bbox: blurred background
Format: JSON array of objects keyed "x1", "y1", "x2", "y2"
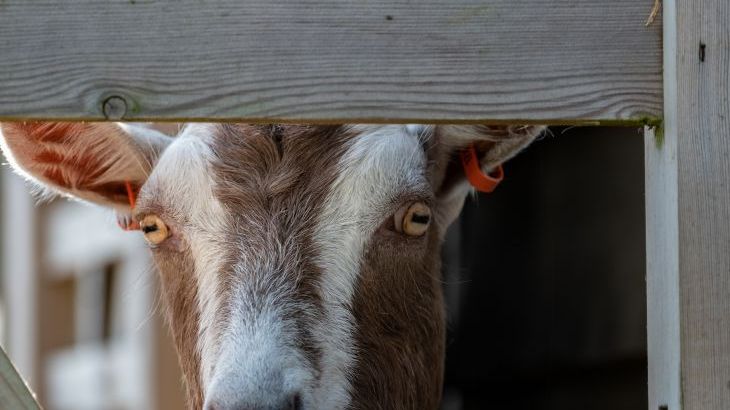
[{"x1": 0, "y1": 126, "x2": 646, "y2": 409}]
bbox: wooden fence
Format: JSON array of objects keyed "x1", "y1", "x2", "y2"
[{"x1": 0, "y1": 1, "x2": 728, "y2": 409}]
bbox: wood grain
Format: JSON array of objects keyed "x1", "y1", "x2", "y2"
[
  {"x1": 647, "y1": 0, "x2": 730, "y2": 408},
  {"x1": 0, "y1": 1, "x2": 661, "y2": 123},
  {"x1": 645, "y1": 124, "x2": 681, "y2": 410}
]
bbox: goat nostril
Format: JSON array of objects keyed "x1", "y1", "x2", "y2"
[{"x1": 289, "y1": 393, "x2": 303, "y2": 410}]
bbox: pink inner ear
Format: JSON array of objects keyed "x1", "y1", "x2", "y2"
[
  {"x1": 4, "y1": 122, "x2": 139, "y2": 205},
  {"x1": 18, "y1": 122, "x2": 76, "y2": 143},
  {"x1": 33, "y1": 149, "x2": 65, "y2": 164},
  {"x1": 38, "y1": 126, "x2": 110, "y2": 181},
  {"x1": 34, "y1": 146, "x2": 112, "y2": 190}
]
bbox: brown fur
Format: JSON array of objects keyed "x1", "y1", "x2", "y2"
[
  {"x1": 350, "y1": 225, "x2": 445, "y2": 409},
  {"x1": 208, "y1": 124, "x2": 355, "y2": 394},
  {"x1": 204, "y1": 124, "x2": 450, "y2": 408},
  {"x1": 346, "y1": 131, "x2": 458, "y2": 409},
  {"x1": 152, "y1": 244, "x2": 205, "y2": 408}
]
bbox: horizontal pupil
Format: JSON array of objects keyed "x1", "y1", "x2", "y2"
[
  {"x1": 142, "y1": 224, "x2": 158, "y2": 234},
  {"x1": 411, "y1": 214, "x2": 430, "y2": 224}
]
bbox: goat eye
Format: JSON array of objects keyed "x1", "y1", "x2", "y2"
[
  {"x1": 139, "y1": 215, "x2": 169, "y2": 245},
  {"x1": 394, "y1": 202, "x2": 432, "y2": 237}
]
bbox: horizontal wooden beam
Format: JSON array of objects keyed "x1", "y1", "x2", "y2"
[{"x1": 0, "y1": 1, "x2": 662, "y2": 123}]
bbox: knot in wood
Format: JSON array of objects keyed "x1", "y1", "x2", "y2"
[{"x1": 102, "y1": 96, "x2": 128, "y2": 120}]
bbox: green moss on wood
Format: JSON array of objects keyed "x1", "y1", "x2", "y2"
[
  {"x1": 652, "y1": 122, "x2": 665, "y2": 149},
  {"x1": 127, "y1": 97, "x2": 142, "y2": 115}
]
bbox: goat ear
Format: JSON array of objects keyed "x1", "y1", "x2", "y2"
[
  {"x1": 434, "y1": 125, "x2": 545, "y2": 227},
  {"x1": 0, "y1": 122, "x2": 172, "y2": 210}
]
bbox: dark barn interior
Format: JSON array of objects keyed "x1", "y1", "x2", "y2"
[{"x1": 441, "y1": 126, "x2": 647, "y2": 410}]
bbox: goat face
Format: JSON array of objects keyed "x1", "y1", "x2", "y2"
[{"x1": 0, "y1": 123, "x2": 542, "y2": 409}]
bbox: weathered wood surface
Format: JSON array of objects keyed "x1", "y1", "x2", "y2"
[
  {"x1": 646, "y1": 0, "x2": 730, "y2": 409},
  {"x1": 645, "y1": 124, "x2": 681, "y2": 410},
  {"x1": 0, "y1": 345, "x2": 41, "y2": 410},
  {"x1": 0, "y1": 1, "x2": 661, "y2": 123}
]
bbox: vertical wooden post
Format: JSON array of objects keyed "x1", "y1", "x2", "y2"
[
  {"x1": 1, "y1": 170, "x2": 39, "y2": 388},
  {"x1": 0, "y1": 171, "x2": 41, "y2": 408},
  {"x1": 646, "y1": 0, "x2": 730, "y2": 409}
]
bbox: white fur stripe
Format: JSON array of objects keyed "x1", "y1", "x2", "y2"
[
  {"x1": 311, "y1": 125, "x2": 427, "y2": 408},
  {"x1": 147, "y1": 124, "x2": 230, "y2": 387}
]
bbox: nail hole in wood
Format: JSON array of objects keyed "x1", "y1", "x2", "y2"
[
  {"x1": 659, "y1": 405, "x2": 668, "y2": 410},
  {"x1": 102, "y1": 96, "x2": 128, "y2": 120},
  {"x1": 699, "y1": 43, "x2": 706, "y2": 62}
]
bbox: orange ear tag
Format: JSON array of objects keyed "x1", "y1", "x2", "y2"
[
  {"x1": 119, "y1": 180, "x2": 141, "y2": 231},
  {"x1": 460, "y1": 144, "x2": 504, "y2": 193}
]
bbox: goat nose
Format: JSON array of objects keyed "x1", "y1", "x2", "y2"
[{"x1": 204, "y1": 392, "x2": 303, "y2": 410}]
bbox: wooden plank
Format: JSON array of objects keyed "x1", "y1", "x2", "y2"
[
  {"x1": 1, "y1": 169, "x2": 40, "y2": 400},
  {"x1": 645, "y1": 124, "x2": 681, "y2": 410},
  {"x1": 646, "y1": 0, "x2": 730, "y2": 409},
  {"x1": 0, "y1": 0, "x2": 661, "y2": 123},
  {"x1": 0, "y1": 345, "x2": 41, "y2": 410}
]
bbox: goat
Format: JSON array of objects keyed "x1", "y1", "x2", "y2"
[{"x1": 0, "y1": 123, "x2": 543, "y2": 409}]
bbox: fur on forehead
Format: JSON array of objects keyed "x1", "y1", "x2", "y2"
[
  {"x1": 140, "y1": 124, "x2": 430, "y2": 214},
  {"x1": 136, "y1": 123, "x2": 544, "y2": 210},
  {"x1": 207, "y1": 124, "x2": 355, "y2": 210},
  {"x1": 137, "y1": 124, "x2": 222, "y2": 216}
]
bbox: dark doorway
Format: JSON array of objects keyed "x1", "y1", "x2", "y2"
[{"x1": 442, "y1": 127, "x2": 647, "y2": 410}]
